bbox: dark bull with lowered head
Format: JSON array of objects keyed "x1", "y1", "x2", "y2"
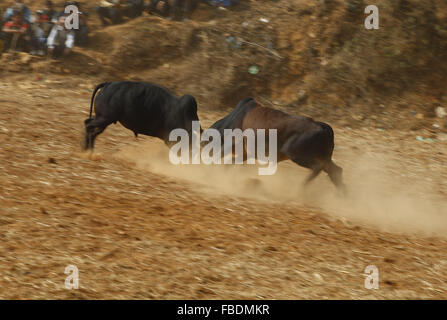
[
  {"x1": 83, "y1": 81, "x2": 201, "y2": 150},
  {"x1": 210, "y1": 97, "x2": 347, "y2": 193}
]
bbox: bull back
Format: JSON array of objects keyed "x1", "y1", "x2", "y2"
[{"x1": 210, "y1": 97, "x2": 258, "y2": 141}]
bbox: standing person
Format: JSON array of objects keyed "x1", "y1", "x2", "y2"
[
  {"x1": 1, "y1": 10, "x2": 31, "y2": 52},
  {"x1": 47, "y1": 15, "x2": 75, "y2": 58},
  {"x1": 33, "y1": 1, "x2": 57, "y2": 41}
]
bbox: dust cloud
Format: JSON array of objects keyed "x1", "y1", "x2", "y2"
[{"x1": 113, "y1": 138, "x2": 447, "y2": 236}]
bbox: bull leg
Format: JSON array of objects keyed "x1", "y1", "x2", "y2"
[
  {"x1": 83, "y1": 117, "x2": 112, "y2": 150},
  {"x1": 280, "y1": 134, "x2": 323, "y2": 186},
  {"x1": 283, "y1": 153, "x2": 325, "y2": 187},
  {"x1": 304, "y1": 167, "x2": 323, "y2": 186},
  {"x1": 89, "y1": 126, "x2": 107, "y2": 150},
  {"x1": 324, "y1": 160, "x2": 347, "y2": 195}
]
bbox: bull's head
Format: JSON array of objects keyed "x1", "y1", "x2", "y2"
[{"x1": 179, "y1": 94, "x2": 202, "y2": 135}]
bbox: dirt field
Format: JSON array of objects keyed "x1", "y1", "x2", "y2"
[
  {"x1": 1, "y1": 0, "x2": 447, "y2": 299},
  {"x1": 0, "y1": 74, "x2": 446, "y2": 299}
]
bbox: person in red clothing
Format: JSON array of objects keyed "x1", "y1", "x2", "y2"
[
  {"x1": 40, "y1": 1, "x2": 58, "y2": 23},
  {"x1": 1, "y1": 10, "x2": 31, "y2": 52}
]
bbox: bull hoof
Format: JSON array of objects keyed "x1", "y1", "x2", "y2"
[
  {"x1": 89, "y1": 153, "x2": 103, "y2": 161},
  {"x1": 80, "y1": 140, "x2": 88, "y2": 151}
]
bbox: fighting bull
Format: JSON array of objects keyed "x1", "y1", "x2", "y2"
[
  {"x1": 83, "y1": 81, "x2": 200, "y2": 150},
  {"x1": 209, "y1": 97, "x2": 347, "y2": 192}
]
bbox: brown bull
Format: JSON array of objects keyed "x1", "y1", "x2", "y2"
[{"x1": 209, "y1": 97, "x2": 347, "y2": 193}]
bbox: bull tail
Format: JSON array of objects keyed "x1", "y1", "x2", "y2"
[{"x1": 89, "y1": 82, "x2": 109, "y2": 119}]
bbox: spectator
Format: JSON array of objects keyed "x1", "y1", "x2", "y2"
[
  {"x1": 1, "y1": 10, "x2": 31, "y2": 52},
  {"x1": 147, "y1": 0, "x2": 170, "y2": 17},
  {"x1": 3, "y1": 1, "x2": 31, "y2": 23},
  {"x1": 47, "y1": 15, "x2": 75, "y2": 58},
  {"x1": 97, "y1": 0, "x2": 147, "y2": 26},
  {"x1": 96, "y1": 0, "x2": 125, "y2": 26},
  {"x1": 206, "y1": 0, "x2": 238, "y2": 6},
  {"x1": 40, "y1": 1, "x2": 58, "y2": 24},
  {"x1": 0, "y1": 7, "x2": 4, "y2": 32},
  {"x1": 65, "y1": 2, "x2": 89, "y2": 46},
  {"x1": 127, "y1": 0, "x2": 145, "y2": 19},
  {"x1": 0, "y1": 7, "x2": 3, "y2": 52},
  {"x1": 171, "y1": 0, "x2": 197, "y2": 21},
  {"x1": 29, "y1": 11, "x2": 47, "y2": 56}
]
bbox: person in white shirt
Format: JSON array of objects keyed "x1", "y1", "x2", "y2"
[{"x1": 46, "y1": 15, "x2": 74, "y2": 58}]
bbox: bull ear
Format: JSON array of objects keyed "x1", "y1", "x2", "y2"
[{"x1": 180, "y1": 94, "x2": 198, "y2": 115}]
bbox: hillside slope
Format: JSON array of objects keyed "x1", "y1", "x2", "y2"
[{"x1": 1, "y1": 0, "x2": 446, "y2": 132}]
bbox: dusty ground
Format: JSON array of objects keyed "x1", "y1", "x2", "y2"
[
  {"x1": 1, "y1": 0, "x2": 447, "y2": 300},
  {"x1": 0, "y1": 75, "x2": 446, "y2": 299}
]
